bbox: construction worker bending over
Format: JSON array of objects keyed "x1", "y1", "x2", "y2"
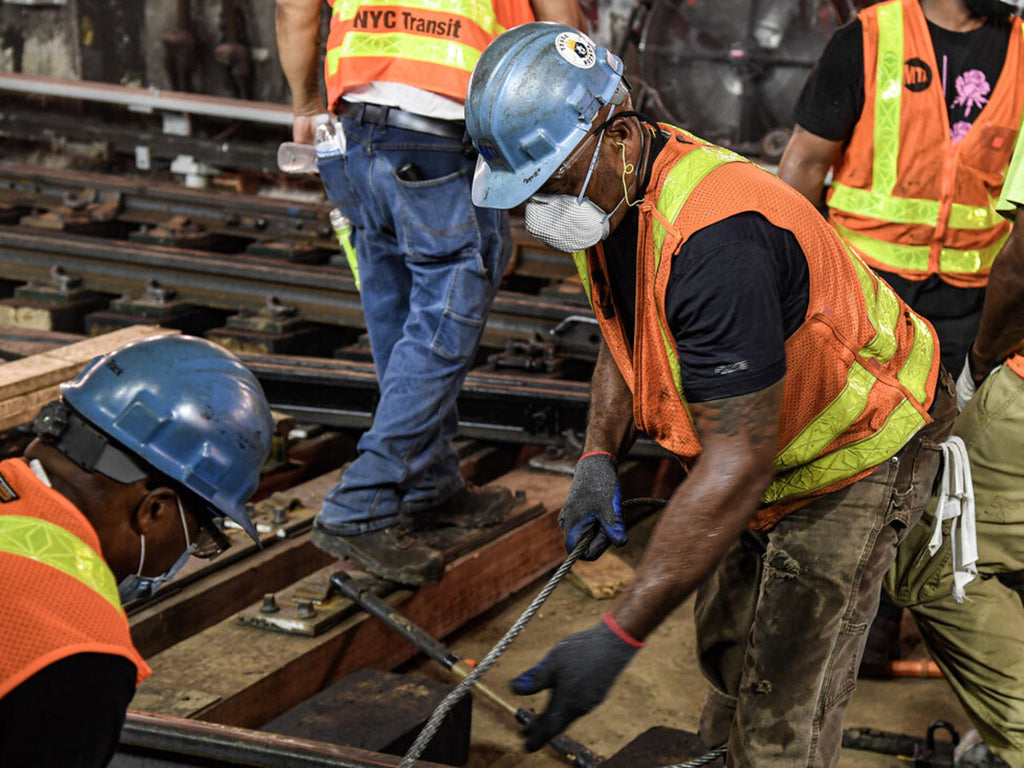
[
  {"x1": 465, "y1": 24, "x2": 956, "y2": 766},
  {"x1": 884, "y1": 127, "x2": 1024, "y2": 768},
  {"x1": 0, "y1": 335, "x2": 273, "y2": 768},
  {"x1": 274, "y1": 0, "x2": 586, "y2": 586}
]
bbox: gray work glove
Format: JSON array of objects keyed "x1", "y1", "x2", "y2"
[
  {"x1": 511, "y1": 614, "x2": 642, "y2": 752},
  {"x1": 558, "y1": 452, "x2": 626, "y2": 561}
]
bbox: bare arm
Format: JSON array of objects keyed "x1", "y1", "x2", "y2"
[
  {"x1": 581, "y1": 340, "x2": 637, "y2": 457},
  {"x1": 611, "y1": 380, "x2": 783, "y2": 640},
  {"x1": 529, "y1": 0, "x2": 588, "y2": 28},
  {"x1": 275, "y1": 0, "x2": 326, "y2": 143},
  {"x1": 777, "y1": 125, "x2": 844, "y2": 211},
  {"x1": 970, "y1": 219, "x2": 1024, "y2": 380}
]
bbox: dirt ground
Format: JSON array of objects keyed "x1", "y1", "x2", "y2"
[{"x1": 405, "y1": 510, "x2": 969, "y2": 768}]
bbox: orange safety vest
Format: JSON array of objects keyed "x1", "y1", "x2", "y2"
[
  {"x1": 574, "y1": 126, "x2": 940, "y2": 529},
  {"x1": 828, "y1": 0, "x2": 1024, "y2": 288},
  {"x1": 1007, "y1": 352, "x2": 1024, "y2": 379},
  {"x1": 323, "y1": 0, "x2": 534, "y2": 111},
  {"x1": 0, "y1": 458, "x2": 150, "y2": 699}
]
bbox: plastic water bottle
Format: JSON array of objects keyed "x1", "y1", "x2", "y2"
[
  {"x1": 276, "y1": 142, "x2": 317, "y2": 173},
  {"x1": 277, "y1": 114, "x2": 341, "y2": 173}
]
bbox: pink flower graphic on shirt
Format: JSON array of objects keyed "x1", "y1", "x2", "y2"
[
  {"x1": 952, "y1": 69, "x2": 990, "y2": 117},
  {"x1": 950, "y1": 121, "x2": 972, "y2": 143}
]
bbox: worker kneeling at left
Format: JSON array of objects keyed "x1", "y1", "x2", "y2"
[{"x1": 0, "y1": 334, "x2": 273, "y2": 768}]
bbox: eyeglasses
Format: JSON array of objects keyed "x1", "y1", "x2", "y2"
[
  {"x1": 190, "y1": 508, "x2": 232, "y2": 559},
  {"x1": 540, "y1": 130, "x2": 603, "y2": 193}
]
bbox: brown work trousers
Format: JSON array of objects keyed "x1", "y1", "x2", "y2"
[{"x1": 696, "y1": 375, "x2": 956, "y2": 767}]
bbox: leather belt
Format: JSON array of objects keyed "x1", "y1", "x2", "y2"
[{"x1": 339, "y1": 101, "x2": 466, "y2": 141}]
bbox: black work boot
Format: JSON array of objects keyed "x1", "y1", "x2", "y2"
[
  {"x1": 310, "y1": 520, "x2": 444, "y2": 585},
  {"x1": 400, "y1": 482, "x2": 514, "y2": 532}
]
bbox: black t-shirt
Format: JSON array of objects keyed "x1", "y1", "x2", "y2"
[
  {"x1": 793, "y1": 15, "x2": 1011, "y2": 142},
  {"x1": 0, "y1": 653, "x2": 137, "y2": 767},
  {"x1": 602, "y1": 207, "x2": 810, "y2": 404}
]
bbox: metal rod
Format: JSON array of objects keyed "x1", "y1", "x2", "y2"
[
  {"x1": 119, "y1": 710, "x2": 449, "y2": 767},
  {"x1": 329, "y1": 571, "x2": 605, "y2": 768}
]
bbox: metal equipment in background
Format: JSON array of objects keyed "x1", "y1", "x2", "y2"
[{"x1": 621, "y1": 0, "x2": 864, "y2": 161}]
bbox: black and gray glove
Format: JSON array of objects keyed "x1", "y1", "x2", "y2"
[
  {"x1": 558, "y1": 452, "x2": 626, "y2": 561},
  {"x1": 511, "y1": 613, "x2": 642, "y2": 752}
]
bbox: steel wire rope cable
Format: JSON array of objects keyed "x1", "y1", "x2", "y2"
[{"x1": 399, "y1": 496, "x2": 727, "y2": 767}]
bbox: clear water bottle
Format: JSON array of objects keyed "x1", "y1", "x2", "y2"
[{"x1": 277, "y1": 114, "x2": 339, "y2": 173}]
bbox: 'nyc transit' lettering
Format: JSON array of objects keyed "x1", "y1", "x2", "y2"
[{"x1": 352, "y1": 8, "x2": 463, "y2": 38}]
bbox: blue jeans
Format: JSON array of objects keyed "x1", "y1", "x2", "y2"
[{"x1": 316, "y1": 116, "x2": 511, "y2": 535}]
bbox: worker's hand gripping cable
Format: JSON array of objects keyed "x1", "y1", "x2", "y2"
[
  {"x1": 928, "y1": 436, "x2": 978, "y2": 603},
  {"x1": 511, "y1": 612, "x2": 642, "y2": 752},
  {"x1": 558, "y1": 451, "x2": 627, "y2": 561}
]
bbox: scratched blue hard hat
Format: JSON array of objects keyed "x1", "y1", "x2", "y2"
[
  {"x1": 466, "y1": 22, "x2": 627, "y2": 209},
  {"x1": 61, "y1": 334, "x2": 273, "y2": 542}
]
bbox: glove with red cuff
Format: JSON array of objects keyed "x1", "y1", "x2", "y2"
[{"x1": 511, "y1": 612, "x2": 643, "y2": 752}]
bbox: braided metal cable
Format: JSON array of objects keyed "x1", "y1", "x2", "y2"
[
  {"x1": 400, "y1": 536, "x2": 590, "y2": 767},
  {"x1": 659, "y1": 744, "x2": 728, "y2": 767}
]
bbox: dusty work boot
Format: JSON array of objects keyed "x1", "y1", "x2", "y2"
[
  {"x1": 310, "y1": 520, "x2": 444, "y2": 585},
  {"x1": 400, "y1": 482, "x2": 514, "y2": 532}
]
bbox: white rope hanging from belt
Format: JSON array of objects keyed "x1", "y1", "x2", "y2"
[{"x1": 927, "y1": 436, "x2": 978, "y2": 604}]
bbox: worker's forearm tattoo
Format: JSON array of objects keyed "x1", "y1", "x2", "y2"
[{"x1": 690, "y1": 382, "x2": 783, "y2": 445}]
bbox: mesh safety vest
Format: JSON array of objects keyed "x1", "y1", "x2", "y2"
[
  {"x1": 828, "y1": 0, "x2": 1024, "y2": 288},
  {"x1": 0, "y1": 458, "x2": 150, "y2": 699},
  {"x1": 324, "y1": 0, "x2": 534, "y2": 110},
  {"x1": 574, "y1": 126, "x2": 940, "y2": 530}
]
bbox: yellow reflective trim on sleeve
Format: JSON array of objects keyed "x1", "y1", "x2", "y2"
[
  {"x1": 873, "y1": 1, "x2": 903, "y2": 197},
  {"x1": 331, "y1": 0, "x2": 499, "y2": 34},
  {"x1": 897, "y1": 310, "x2": 935, "y2": 403},
  {"x1": 327, "y1": 32, "x2": 481, "y2": 77},
  {"x1": 0, "y1": 515, "x2": 121, "y2": 612},
  {"x1": 764, "y1": 399, "x2": 926, "y2": 504}
]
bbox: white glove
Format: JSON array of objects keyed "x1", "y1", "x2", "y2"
[{"x1": 956, "y1": 354, "x2": 977, "y2": 411}]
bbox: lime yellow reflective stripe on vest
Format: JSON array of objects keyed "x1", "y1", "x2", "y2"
[
  {"x1": 766, "y1": 249, "x2": 932, "y2": 500},
  {"x1": 0, "y1": 515, "x2": 121, "y2": 611},
  {"x1": 873, "y1": 1, "x2": 903, "y2": 196},
  {"x1": 764, "y1": 400, "x2": 924, "y2": 504},
  {"x1": 327, "y1": 33, "x2": 482, "y2": 77},
  {"x1": 829, "y1": 183, "x2": 1004, "y2": 231},
  {"x1": 572, "y1": 251, "x2": 593, "y2": 311},
  {"x1": 835, "y1": 222, "x2": 1006, "y2": 273},
  {"x1": 326, "y1": 0, "x2": 500, "y2": 77},
  {"x1": 652, "y1": 139, "x2": 750, "y2": 394}
]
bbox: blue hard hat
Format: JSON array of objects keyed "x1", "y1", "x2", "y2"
[
  {"x1": 466, "y1": 22, "x2": 626, "y2": 209},
  {"x1": 61, "y1": 334, "x2": 273, "y2": 542}
]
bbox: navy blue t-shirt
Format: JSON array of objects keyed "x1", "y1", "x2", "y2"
[{"x1": 602, "y1": 208, "x2": 809, "y2": 403}]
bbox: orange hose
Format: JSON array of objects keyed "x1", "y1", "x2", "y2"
[{"x1": 885, "y1": 659, "x2": 943, "y2": 678}]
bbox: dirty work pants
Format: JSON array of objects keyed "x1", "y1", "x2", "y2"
[
  {"x1": 315, "y1": 117, "x2": 511, "y2": 534},
  {"x1": 696, "y1": 380, "x2": 955, "y2": 767},
  {"x1": 886, "y1": 364, "x2": 1024, "y2": 767}
]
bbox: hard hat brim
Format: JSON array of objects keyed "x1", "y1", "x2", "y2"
[{"x1": 471, "y1": 127, "x2": 590, "y2": 209}]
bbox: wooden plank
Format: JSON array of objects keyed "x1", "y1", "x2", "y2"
[
  {"x1": 0, "y1": 386, "x2": 61, "y2": 431},
  {"x1": 0, "y1": 324, "x2": 177, "y2": 401},
  {"x1": 567, "y1": 550, "x2": 635, "y2": 600},
  {"x1": 135, "y1": 465, "x2": 576, "y2": 729}
]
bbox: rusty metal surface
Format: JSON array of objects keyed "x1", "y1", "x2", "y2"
[{"x1": 116, "y1": 710, "x2": 452, "y2": 767}]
